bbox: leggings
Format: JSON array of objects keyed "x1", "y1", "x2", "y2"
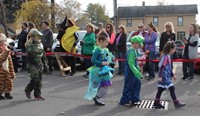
[{"x1": 155, "y1": 86, "x2": 177, "y2": 101}]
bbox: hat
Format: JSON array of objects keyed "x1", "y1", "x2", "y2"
[
  {"x1": 138, "y1": 23, "x2": 144, "y2": 27},
  {"x1": 68, "y1": 18, "x2": 75, "y2": 26},
  {"x1": 29, "y1": 29, "x2": 43, "y2": 36},
  {"x1": 131, "y1": 36, "x2": 144, "y2": 46},
  {"x1": 0, "y1": 33, "x2": 7, "y2": 42}
]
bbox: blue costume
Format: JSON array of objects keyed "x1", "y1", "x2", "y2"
[
  {"x1": 84, "y1": 46, "x2": 114, "y2": 101},
  {"x1": 119, "y1": 48, "x2": 143, "y2": 105},
  {"x1": 119, "y1": 36, "x2": 144, "y2": 106},
  {"x1": 158, "y1": 54, "x2": 174, "y2": 88}
]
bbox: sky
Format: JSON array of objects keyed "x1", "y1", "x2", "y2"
[{"x1": 56, "y1": 0, "x2": 200, "y2": 24}]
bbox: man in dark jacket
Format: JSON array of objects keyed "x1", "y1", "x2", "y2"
[
  {"x1": 18, "y1": 22, "x2": 28, "y2": 71},
  {"x1": 41, "y1": 21, "x2": 54, "y2": 73}
]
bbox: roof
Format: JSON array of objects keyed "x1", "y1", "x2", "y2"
[{"x1": 118, "y1": 4, "x2": 198, "y2": 18}]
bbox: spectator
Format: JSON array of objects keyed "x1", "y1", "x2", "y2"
[
  {"x1": 106, "y1": 23, "x2": 116, "y2": 55},
  {"x1": 106, "y1": 23, "x2": 116, "y2": 70},
  {"x1": 182, "y1": 24, "x2": 199, "y2": 80},
  {"x1": 116, "y1": 25, "x2": 127, "y2": 75},
  {"x1": 95, "y1": 22, "x2": 106, "y2": 38},
  {"x1": 144, "y1": 22, "x2": 157, "y2": 80},
  {"x1": 81, "y1": 24, "x2": 96, "y2": 78},
  {"x1": 8, "y1": 42, "x2": 18, "y2": 73},
  {"x1": 61, "y1": 18, "x2": 79, "y2": 76},
  {"x1": 41, "y1": 21, "x2": 54, "y2": 73},
  {"x1": 131, "y1": 23, "x2": 147, "y2": 38},
  {"x1": 27, "y1": 22, "x2": 36, "y2": 41},
  {"x1": 17, "y1": 22, "x2": 28, "y2": 71}
]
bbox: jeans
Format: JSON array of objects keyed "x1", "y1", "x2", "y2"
[
  {"x1": 147, "y1": 51, "x2": 155, "y2": 78},
  {"x1": 182, "y1": 54, "x2": 194, "y2": 77},
  {"x1": 117, "y1": 51, "x2": 126, "y2": 73},
  {"x1": 84, "y1": 54, "x2": 93, "y2": 69}
]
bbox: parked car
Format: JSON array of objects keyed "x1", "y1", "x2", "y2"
[
  {"x1": 194, "y1": 39, "x2": 200, "y2": 73},
  {"x1": 174, "y1": 40, "x2": 185, "y2": 58}
]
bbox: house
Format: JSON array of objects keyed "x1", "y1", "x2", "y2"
[{"x1": 118, "y1": 4, "x2": 198, "y2": 40}]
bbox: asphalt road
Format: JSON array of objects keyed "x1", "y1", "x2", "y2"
[{"x1": 0, "y1": 63, "x2": 200, "y2": 116}]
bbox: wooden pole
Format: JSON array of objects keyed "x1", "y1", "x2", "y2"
[{"x1": 0, "y1": 1, "x2": 9, "y2": 37}]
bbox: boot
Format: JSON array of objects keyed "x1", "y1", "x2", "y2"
[
  {"x1": 5, "y1": 93, "x2": 13, "y2": 99},
  {"x1": 153, "y1": 100, "x2": 165, "y2": 109},
  {"x1": 174, "y1": 100, "x2": 186, "y2": 108},
  {"x1": 0, "y1": 93, "x2": 5, "y2": 100},
  {"x1": 35, "y1": 96, "x2": 45, "y2": 100},
  {"x1": 25, "y1": 89, "x2": 31, "y2": 99},
  {"x1": 93, "y1": 96, "x2": 105, "y2": 106}
]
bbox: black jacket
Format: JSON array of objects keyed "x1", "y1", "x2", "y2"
[
  {"x1": 18, "y1": 29, "x2": 28, "y2": 49},
  {"x1": 159, "y1": 31, "x2": 176, "y2": 52},
  {"x1": 116, "y1": 33, "x2": 127, "y2": 52}
]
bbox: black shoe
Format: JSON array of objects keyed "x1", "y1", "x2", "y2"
[
  {"x1": 188, "y1": 77, "x2": 194, "y2": 80},
  {"x1": 182, "y1": 76, "x2": 188, "y2": 80},
  {"x1": 153, "y1": 101, "x2": 165, "y2": 109},
  {"x1": 83, "y1": 74, "x2": 89, "y2": 78},
  {"x1": 174, "y1": 101, "x2": 186, "y2": 108},
  {"x1": 130, "y1": 100, "x2": 141, "y2": 107},
  {"x1": 25, "y1": 89, "x2": 31, "y2": 99},
  {"x1": 93, "y1": 97, "x2": 105, "y2": 106},
  {"x1": 5, "y1": 93, "x2": 13, "y2": 99},
  {"x1": 0, "y1": 95, "x2": 5, "y2": 100},
  {"x1": 69, "y1": 72, "x2": 74, "y2": 76}
]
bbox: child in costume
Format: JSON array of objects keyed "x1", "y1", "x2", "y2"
[
  {"x1": 84, "y1": 33, "x2": 114, "y2": 106},
  {"x1": 154, "y1": 41, "x2": 185, "y2": 109},
  {"x1": 119, "y1": 36, "x2": 144, "y2": 107},
  {"x1": 0, "y1": 33, "x2": 16, "y2": 100},
  {"x1": 137, "y1": 46, "x2": 146, "y2": 75}
]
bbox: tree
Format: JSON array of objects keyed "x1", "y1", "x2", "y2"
[
  {"x1": 86, "y1": 3, "x2": 111, "y2": 25},
  {"x1": 54, "y1": 0, "x2": 81, "y2": 24},
  {"x1": 14, "y1": 1, "x2": 51, "y2": 29}
]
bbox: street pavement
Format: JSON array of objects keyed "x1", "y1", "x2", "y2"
[{"x1": 0, "y1": 63, "x2": 200, "y2": 116}]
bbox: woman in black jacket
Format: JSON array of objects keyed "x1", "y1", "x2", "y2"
[
  {"x1": 159, "y1": 22, "x2": 176, "y2": 53},
  {"x1": 116, "y1": 25, "x2": 127, "y2": 75}
]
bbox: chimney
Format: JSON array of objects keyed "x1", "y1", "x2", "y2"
[{"x1": 142, "y1": 1, "x2": 145, "y2": 6}]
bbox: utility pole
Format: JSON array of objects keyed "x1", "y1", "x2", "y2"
[
  {"x1": 0, "y1": 1, "x2": 9, "y2": 37},
  {"x1": 51, "y1": 0, "x2": 55, "y2": 32},
  {"x1": 113, "y1": 0, "x2": 118, "y2": 32}
]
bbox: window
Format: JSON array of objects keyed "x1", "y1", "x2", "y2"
[
  {"x1": 126, "y1": 19, "x2": 132, "y2": 27},
  {"x1": 177, "y1": 16, "x2": 183, "y2": 26},
  {"x1": 177, "y1": 31, "x2": 185, "y2": 40},
  {"x1": 153, "y1": 17, "x2": 159, "y2": 26}
]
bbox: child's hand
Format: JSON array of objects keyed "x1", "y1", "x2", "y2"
[
  {"x1": 173, "y1": 76, "x2": 176, "y2": 81},
  {"x1": 158, "y1": 77, "x2": 162, "y2": 82},
  {"x1": 102, "y1": 62, "x2": 109, "y2": 66}
]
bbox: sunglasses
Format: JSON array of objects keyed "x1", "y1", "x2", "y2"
[
  {"x1": 138, "y1": 26, "x2": 143, "y2": 28},
  {"x1": 118, "y1": 27, "x2": 122, "y2": 29},
  {"x1": 106, "y1": 26, "x2": 110, "y2": 28},
  {"x1": 166, "y1": 26, "x2": 170, "y2": 27}
]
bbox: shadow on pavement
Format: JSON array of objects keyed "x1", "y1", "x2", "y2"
[{"x1": 0, "y1": 99, "x2": 35, "y2": 110}]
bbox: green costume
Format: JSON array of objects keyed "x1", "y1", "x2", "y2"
[
  {"x1": 119, "y1": 36, "x2": 144, "y2": 105},
  {"x1": 25, "y1": 30, "x2": 47, "y2": 98}
]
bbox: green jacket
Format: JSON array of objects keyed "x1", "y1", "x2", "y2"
[{"x1": 81, "y1": 32, "x2": 96, "y2": 55}]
